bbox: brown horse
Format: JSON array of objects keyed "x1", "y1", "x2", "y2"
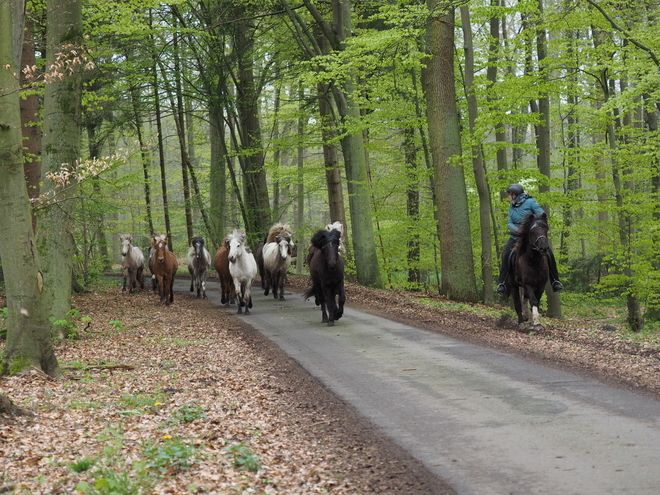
[
  {"x1": 303, "y1": 227, "x2": 345, "y2": 326},
  {"x1": 150, "y1": 235, "x2": 178, "y2": 306},
  {"x1": 213, "y1": 239, "x2": 235, "y2": 307}
]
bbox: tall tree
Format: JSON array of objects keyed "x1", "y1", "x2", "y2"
[
  {"x1": 0, "y1": 0, "x2": 62, "y2": 377},
  {"x1": 423, "y1": 2, "x2": 478, "y2": 302},
  {"x1": 36, "y1": 0, "x2": 83, "y2": 325}
]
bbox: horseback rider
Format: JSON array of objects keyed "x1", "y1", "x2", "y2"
[{"x1": 496, "y1": 183, "x2": 563, "y2": 294}]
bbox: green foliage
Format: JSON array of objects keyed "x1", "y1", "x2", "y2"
[
  {"x1": 224, "y1": 443, "x2": 262, "y2": 472},
  {"x1": 9, "y1": 355, "x2": 31, "y2": 375},
  {"x1": 142, "y1": 437, "x2": 201, "y2": 474},
  {"x1": 169, "y1": 404, "x2": 207, "y2": 424},
  {"x1": 70, "y1": 457, "x2": 96, "y2": 473},
  {"x1": 49, "y1": 308, "x2": 92, "y2": 340},
  {"x1": 109, "y1": 320, "x2": 123, "y2": 331}
]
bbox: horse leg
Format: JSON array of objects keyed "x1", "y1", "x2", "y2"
[
  {"x1": 169, "y1": 277, "x2": 175, "y2": 304},
  {"x1": 137, "y1": 267, "x2": 144, "y2": 290},
  {"x1": 263, "y1": 270, "x2": 270, "y2": 296},
  {"x1": 277, "y1": 272, "x2": 285, "y2": 301},
  {"x1": 336, "y1": 285, "x2": 345, "y2": 320},
  {"x1": 201, "y1": 272, "x2": 207, "y2": 299},
  {"x1": 122, "y1": 268, "x2": 128, "y2": 292},
  {"x1": 156, "y1": 274, "x2": 165, "y2": 303},
  {"x1": 325, "y1": 289, "x2": 338, "y2": 326},
  {"x1": 512, "y1": 288, "x2": 524, "y2": 324}
]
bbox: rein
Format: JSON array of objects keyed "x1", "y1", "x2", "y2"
[{"x1": 528, "y1": 222, "x2": 548, "y2": 252}]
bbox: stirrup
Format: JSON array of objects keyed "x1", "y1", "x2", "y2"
[
  {"x1": 552, "y1": 280, "x2": 564, "y2": 292},
  {"x1": 496, "y1": 283, "x2": 506, "y2": 294}
]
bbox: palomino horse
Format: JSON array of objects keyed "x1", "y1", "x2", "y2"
[
  {"x1": 120, "y1": 234, "x2": 145, "y2": 294},
  {"x1": 505, "y1": 213, "x2": 551, "y2": 331},
  {"x1": 262, "y1": 223, "x2": 294, "y2": 301},
  {"x1": 304, "y1": 227, "x2": 345, "y2": 326},
  {"x1": 187, "y1": 236, "x2": 211, "y2": 298},
  {"x1": 150, "y1": 235, "x2": 178, "y2": 306},
  {"x1": 227, "y1": 230, "x2": 257, "y2": 315},
  {"x1": 213, "y1": 239, "x2": 235, "y2": 307}
]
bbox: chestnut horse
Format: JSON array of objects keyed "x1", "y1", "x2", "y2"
[
  {"x1": 303, "y1": 227, "x2": 345, "y2": 326},
  {"x1": 213, "y1": 239, "x2": 235, "y2": 307},
  {"x1": 150, "y1": 235, "x2": 178, "y2": 305}
]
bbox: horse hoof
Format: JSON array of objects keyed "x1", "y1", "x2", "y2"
[
  {"x1": 327, "y1": 321, "x2": 334, "y2": 327},
  {"x1": 279, "y1": 296, "x2": 285, "y2": 301}
]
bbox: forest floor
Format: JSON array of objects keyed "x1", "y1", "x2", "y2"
[{"x1": 1, "y1": 274, "x2": 660, "y2": 494}]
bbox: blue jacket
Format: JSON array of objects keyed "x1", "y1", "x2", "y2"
[{"x1": 508, "y1": 193, "x2": 544, "y2": 238}]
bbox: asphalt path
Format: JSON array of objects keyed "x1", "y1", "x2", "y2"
[{"x1": 174, "y1": 279, "x2": 660, "y2": 495}]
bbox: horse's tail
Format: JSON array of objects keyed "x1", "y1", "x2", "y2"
[{"x1": 303, "y1": 286, "x2": 316, "y2": 302}]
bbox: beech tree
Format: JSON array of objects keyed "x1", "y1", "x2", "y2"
[{"x1": 0, "y1": 0, "x2": 62, "y2": 377}]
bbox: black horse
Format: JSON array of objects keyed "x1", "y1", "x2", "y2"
[
  {"x1": 505, "y1": 213, "x2": 550, "y2": 330},
  {"x1": 303, "y1": 228, "x2": 345, "y2": 326}
]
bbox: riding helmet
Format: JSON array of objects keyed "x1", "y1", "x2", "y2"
[{"x1": 506, "y1": 183, "x2": 524, "y2": 196}]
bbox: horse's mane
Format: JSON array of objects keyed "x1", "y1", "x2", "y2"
[
  {"x1": 311, "y1": 228, "x2": 341, "y2": 249},
  {"x1": 150, "y1": 234, "x2": 167, "y2": 249},
  {"x1": 513, "y1": 213, "x2": 548, "y2": 253},
  {"x1": 266, "y1": 223, "x2": 293, "y2": 243},
  {"x1": 227, "y1": 229, "x2": 245, "y2": 244},
  {"x1": 326, "y1": 221, "x2": 343, "y2": 236}
]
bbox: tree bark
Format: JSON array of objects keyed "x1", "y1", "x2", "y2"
[
  {"x1": 423, "y1": 4, "x2": 478, "y2": 302},
  {"x1": 36, "y1": 0, "x2": 83, "y2": 326},
  {"x1": 0, "y1": 1, "x2": 62, "y2": 377}
]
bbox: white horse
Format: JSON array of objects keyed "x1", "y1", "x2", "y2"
[
  {"x1": 262, "y1": 224, "x2": 294, "y2": 301},
  {"x1": 326, "y1": 221, "x2": 345, "y2": 255},
  {"x1": 120, "y1": 234, "x2": 145, "y2": 294},
  {"x1": 227, "y1": 230, "x2": 257, "y2": 315},
  {"x1": 187, "y1": 236, "x2": 211, "y2": 298}
]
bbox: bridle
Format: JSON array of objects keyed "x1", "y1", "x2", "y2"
[{"x1": 529, "y1": 222, "x2": 548, "y2": 253}]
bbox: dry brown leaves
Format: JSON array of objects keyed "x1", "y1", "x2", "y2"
[{"x1": 0, "y1": 282, "x2": 445, "y2": 495}]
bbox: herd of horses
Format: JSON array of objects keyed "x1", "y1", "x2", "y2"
[
  {"x1": 121, "y1": 213, "x2": 552, "y2": 330},
  {"x1": 120, "y1": 222, "x2": 345, "y2": 326}
]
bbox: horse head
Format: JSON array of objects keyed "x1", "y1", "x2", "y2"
[
  {"x1": 311, "y1": 229, "x2": 341, "y2": 271},
  {"x1": 120, "y1": 234, "x2": 132, "y2": 257},
  {"x1": 522, "y1": 213, "x2": 549, "y2": 255},
  {"x1": 191, "y1": 236, "x2": 205, "y2": 259},
  {"x1": 276, "y1": 235, "x2": 292, "y2": 260},
  {"x1": 227, "y1": 230, "x2": 245, "y2": 263},
  {"x1": 154, "y1": 237, "x2": 169, "y2": 263}
]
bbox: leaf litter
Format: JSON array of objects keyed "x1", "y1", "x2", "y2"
[{"x1": 0, "y1": 279, "x2": 451, "y2": 494}]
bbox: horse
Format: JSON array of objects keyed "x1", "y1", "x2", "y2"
[
  {"x1": 148, "y1": 233, "x2": 166, "y2": 292},
  {"x1": 120, "y1": 234, "x2": 145, "y2": 294},
  {"x1": 504, "y1": 213, "x2": 551, "y2": 331},
  {"x1": 213, "y1": 239, "x2": 236, "y2": 307},
  {"x1": 303, "y1": 227, "x2": 345, "y2": 326},
  {"x1": 187, "y1": 236, "x2": 211, "y2": 298},
  {"x1": 326, "y1": 221, "x2": 345, "y2": 256},
  {"x1": 262, "y1": 223, "x2": 294, "y2": 300},
  {"x1": 227, "y1": 230, "x2": 257, "y2": 314},
  {"x1": 150, "y1": 235, "x2": 179, "y2": 306}
]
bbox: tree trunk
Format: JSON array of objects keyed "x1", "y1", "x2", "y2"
[
  {"x1": 330, "y1": 0, "x2": 381, "y2": 287},
  {"x1": 209, "y1": 98, "x2": 226, "y2": 249},
  {"x1": 20, "y1": 15, "x2": 41, "y2": 232},
  {"x1": 234, "y1": 17, "x2": 271, "y2": 245},
  {"x1": 461, "y1": 6, "x2": 494, "y2": 304},
  {"x1": 0, "y1": 2, "x2": 62, "y2": 377},
  {"x1": 37, "y1": 0, "x2": 83, "y2": 326},
  {"x1": 423, "y1": 4, "x2": 478, "y2": 302}
]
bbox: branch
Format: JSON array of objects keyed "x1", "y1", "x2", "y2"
[{"x1": 585, "y1": 0, "x2": 660, "y2": 69}]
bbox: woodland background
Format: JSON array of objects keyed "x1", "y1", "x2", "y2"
[{"x1": 1, "y1": 0, "x2": 660, "y2": 376}]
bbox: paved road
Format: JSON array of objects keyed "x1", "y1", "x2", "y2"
[{"x1": 175, "y1": 279, "x2": 660, "y2": 495}]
